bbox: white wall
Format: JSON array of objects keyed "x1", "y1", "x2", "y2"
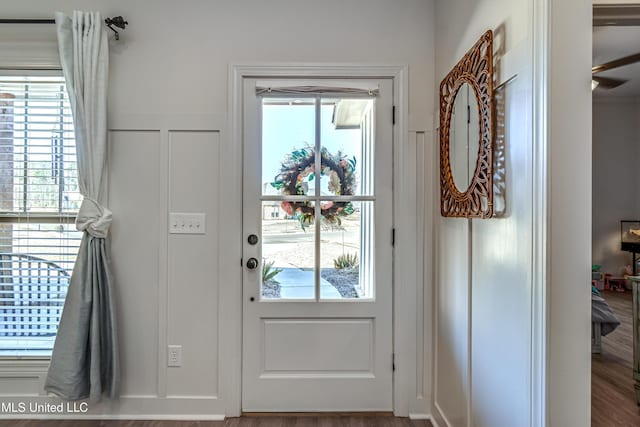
[
  {"x1": 547, "y1": 0, "x2": 592, "y2": 425},
  {"x1": 0, "y1": 0, "x2": 435, "y2": 418},
  {"x1": 432, "y1": 1, "x2": 535, "y2": 426},
  {"x1": 592, "y1": 97, "x2": 640, "y2": 276},
  {"x1": 433, "y1": 1, "x2": 593, "y2": 425}
]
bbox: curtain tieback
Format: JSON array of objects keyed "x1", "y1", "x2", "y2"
[{"x1": 76, "y1": 197, "x2": 112, "y2": 238}]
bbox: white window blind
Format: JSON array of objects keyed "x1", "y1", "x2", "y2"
[{"x1": 0, "y1": 75, "x2": 81, "y2": 355}]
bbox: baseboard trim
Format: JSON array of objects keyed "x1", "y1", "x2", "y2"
[
  {"x1": 0, "y1": 395, "x2": 225, "y2": 419},
  {"x1": 429, "y1": 415, "x2": 442, "y2": 427},
  {"x1": 409, "y1": 413, "x2": 429, "y2": 419},
  {"x1": 242, "y1": 412, "x2": 394, "y2": 417},
  {"x1": 410, "y1": 413, "x2": 441, "y2": 427},
  {"x1": 0, "y1": 414, "x2": 225, "y2": 421},
  {"x1": 432, "y1": 401, "x2": 451, "y2": 427}
]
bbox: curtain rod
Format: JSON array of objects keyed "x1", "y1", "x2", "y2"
[
  {"x1": 0, "y1": 19, "x2": 55, "y2": 24},
  {"x1": 0, "y1": 16, "x2": 128, "y2": 40}
]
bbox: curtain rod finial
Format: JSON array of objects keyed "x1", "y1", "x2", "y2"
[{"x1": 104, "y1": 16, "x2": 128, "y2": 40}]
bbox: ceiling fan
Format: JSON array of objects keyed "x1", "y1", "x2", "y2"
[{"x1": 592, "y1": 52, "x2": 640, "y2": 89}]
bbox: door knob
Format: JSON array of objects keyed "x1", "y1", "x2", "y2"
[{"x1": 246, "y1": 257, "x2": 259, "y2": 270}]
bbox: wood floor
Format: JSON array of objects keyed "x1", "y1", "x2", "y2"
[
  {"x1": 0, "y1": 416, "x2": 432, "y2": 427},
  {"x1": 592, "y1": 290, "x2": 640, "y2": 426}
]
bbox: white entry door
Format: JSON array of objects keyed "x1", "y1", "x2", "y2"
[{"x1": 242, "y1": 78, "x2": 394, "y2": 412}]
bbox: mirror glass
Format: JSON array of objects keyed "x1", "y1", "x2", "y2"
[{"x1": 449, "y1": 83, "x2": 480, "y2": 192}]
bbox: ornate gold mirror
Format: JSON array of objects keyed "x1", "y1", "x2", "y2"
[{"x1": 440, "y1": 30, "x2": 494, "y2": 218}]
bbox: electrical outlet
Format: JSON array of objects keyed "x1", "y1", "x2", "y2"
[
  {"x1": 169, "y1": 212, "x2": 206, "y2": 234},
  {"x1": 167, "y1": 345, "x2": 182, "y2": 367}
]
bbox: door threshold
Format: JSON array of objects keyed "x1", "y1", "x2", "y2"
[{"x1": 241, "y1": 412, "x2": 395, "y2": 417}]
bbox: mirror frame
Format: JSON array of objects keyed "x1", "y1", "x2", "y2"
[{"x1": 439, "y1": 30, "x2": 494, "y2": 218}]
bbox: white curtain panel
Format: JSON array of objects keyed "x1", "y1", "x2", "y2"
[{"x1": 45, "y1": 10, "x2": 119, "y2": 401}]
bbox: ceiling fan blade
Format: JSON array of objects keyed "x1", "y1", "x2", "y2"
[
  {"x1": 592, "y1": 52, "x2": 640, "y2": 74},
  {"x1": 593, "y1": 76, "x2": 628, "y2": 89}
]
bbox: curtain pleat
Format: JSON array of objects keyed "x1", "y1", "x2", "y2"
[{"x1": 45, "y1": 10, "x2": 118, "y2": 401}]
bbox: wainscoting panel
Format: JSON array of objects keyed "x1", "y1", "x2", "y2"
[
  {"x1": 406, "y1": 130, "x2": 432, "y2": 418},
  {"x1": 469, "y1": 38, "x2": 533, "y2": 427},
  {"x1": 434, "y1": 215, "x2": 470, "y2": 427},
  {"x1": 166, "y1": 130, "x2": 220, "y2": 398},
  {"x1": 109, "y1": 130, "x2": 162, "y2": 397}
]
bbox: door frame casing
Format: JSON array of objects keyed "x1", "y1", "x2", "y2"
[{"x1": 223, "y1": 64, "x2": 412, "y2": 417}]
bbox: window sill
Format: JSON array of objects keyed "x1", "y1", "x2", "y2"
[{"x1": 0, "y1": 357, "x2": 50, "y2": 375}]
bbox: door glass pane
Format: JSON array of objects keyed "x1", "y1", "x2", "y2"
[
  {"x1": 261, "y1": 200, "x2": 316, "y2": 300},
  {"x1": 258, "y1": 96, "x2": 376, "y2": 301},
  {"x1": 320, "y1": 98, "x2": 374, "y2": 197},
  {"x1": 320, "y1": 201, "x2": 374, "y2": 300},
  {"x1": 263, "y1": 98, "x2": 316, "y2": 197}
]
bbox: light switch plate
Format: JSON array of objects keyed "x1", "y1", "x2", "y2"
[{"x1": 169, "y1": 212, "x2": 206, "y2": 234}]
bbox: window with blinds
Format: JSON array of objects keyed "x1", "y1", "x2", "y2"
[{"x1": 0, "y1": 75, "x2": 81, "y2": 356}]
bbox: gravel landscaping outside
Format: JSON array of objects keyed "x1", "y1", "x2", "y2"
[
  {"x1": 262, "y1": 280, "x2": 281, "y2": 298},
  {"x1": 320, "y1": 268, "x2": 359, "y2": 298}
]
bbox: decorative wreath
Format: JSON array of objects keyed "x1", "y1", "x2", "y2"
[{"x1": 271, "y1": 146, "x2": 356, "y2": 229}]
